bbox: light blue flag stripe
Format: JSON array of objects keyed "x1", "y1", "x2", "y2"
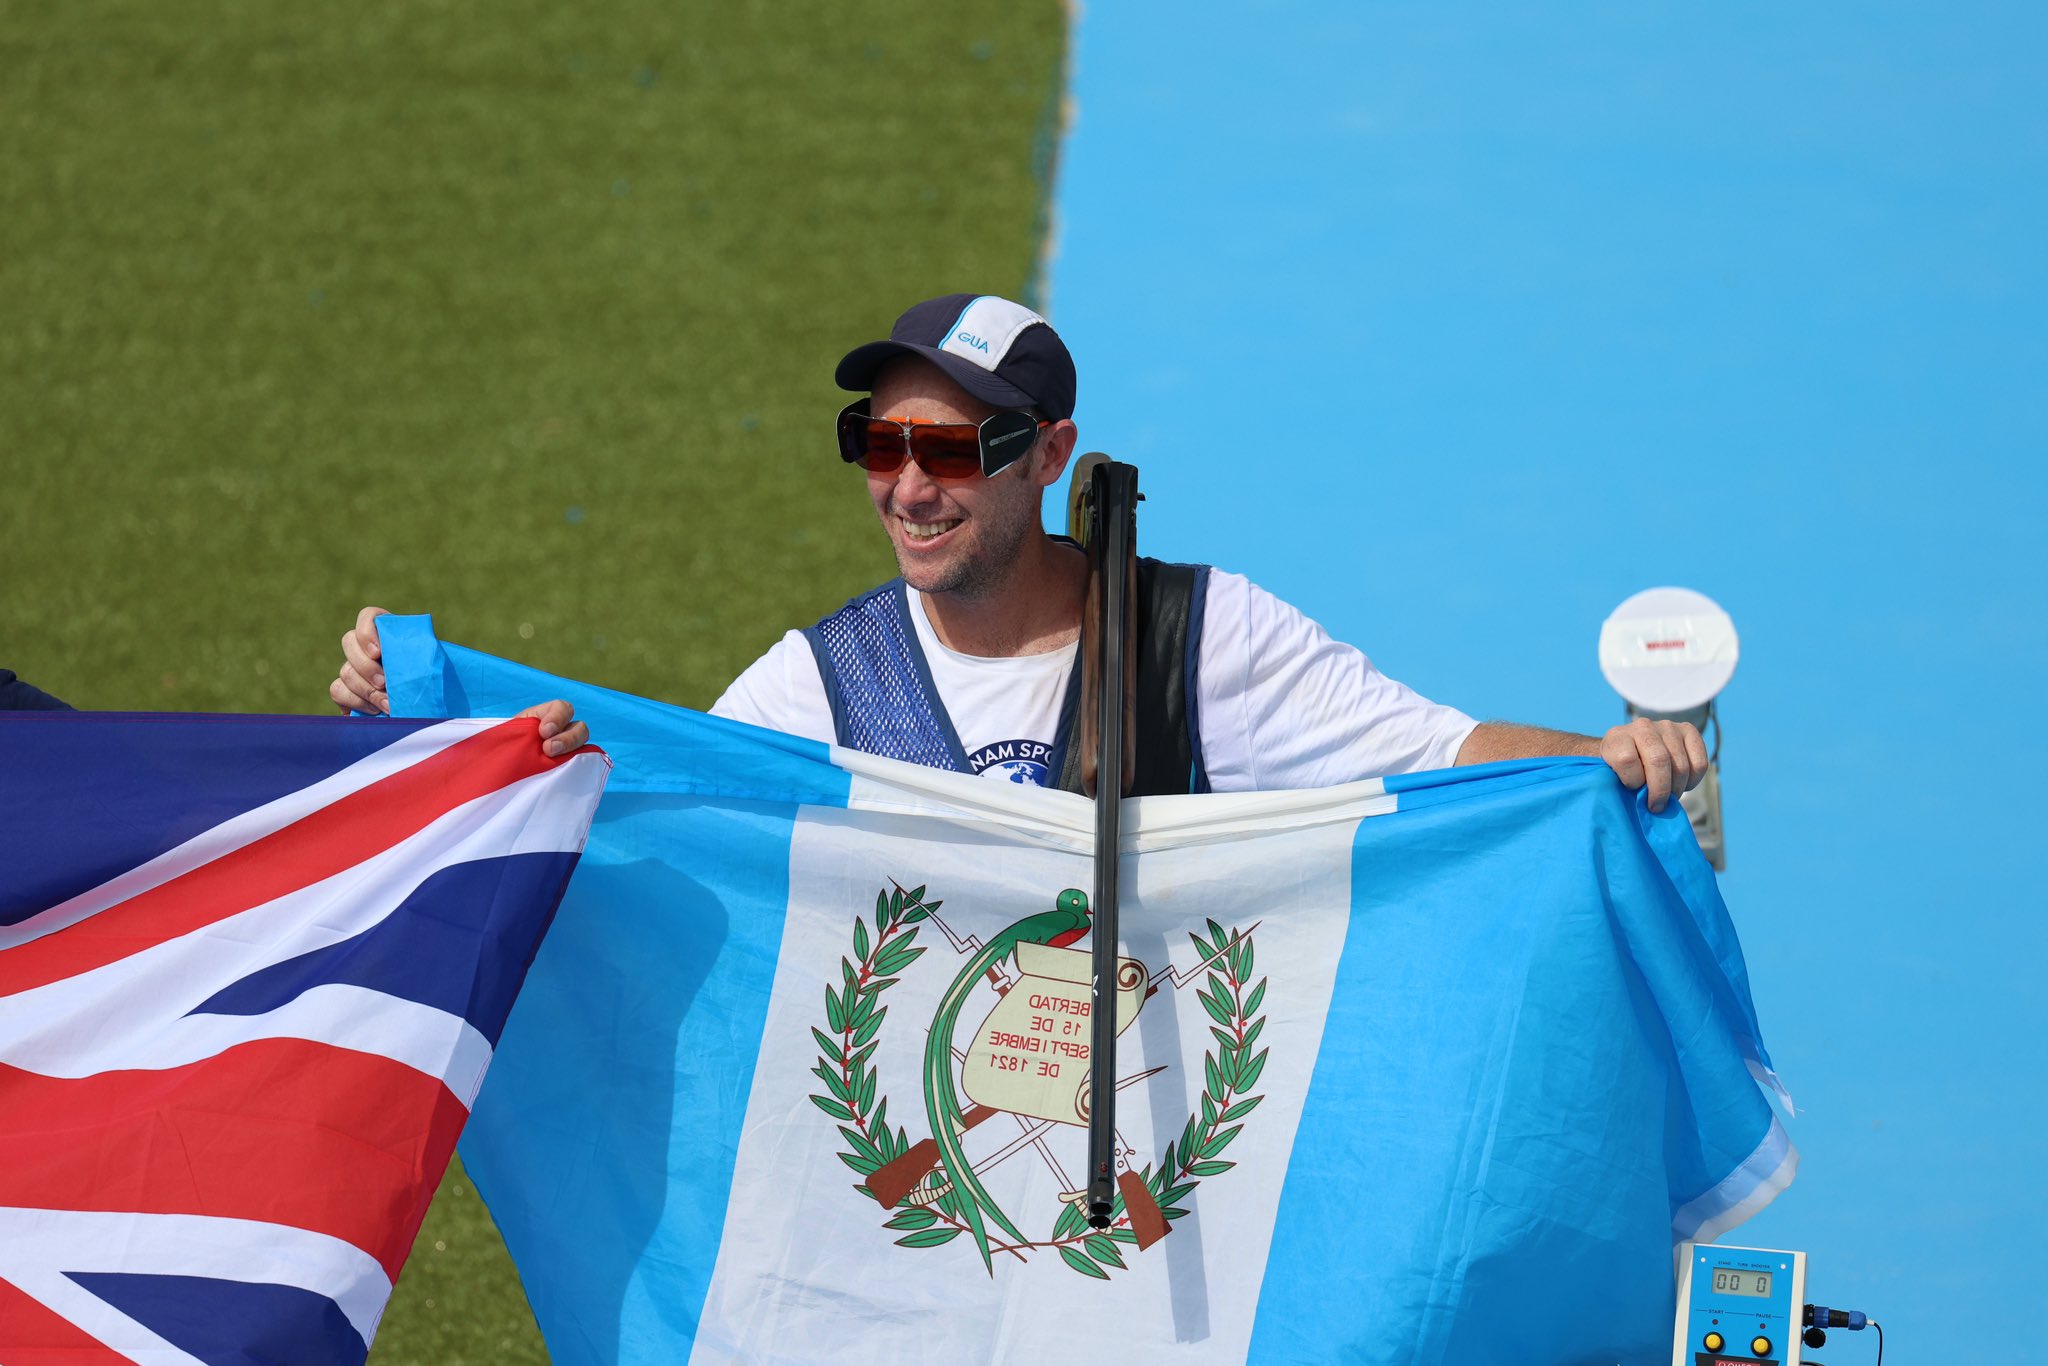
[
  {"x1": 1252, "y1": 761, "x2": 1787, "y2": 1364},
  {"x1": 381, "y1": 616, "x2": 848, "y2": 1360}
]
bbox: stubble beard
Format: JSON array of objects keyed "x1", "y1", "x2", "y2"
[{"x1": 893, "y1": 486, "x2": 1039, "y2": 602}]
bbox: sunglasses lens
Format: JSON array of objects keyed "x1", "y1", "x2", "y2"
[
  {"x1": 909, "y1": 425, "x2": 983, "y2": 480},
  {"x1": 852, "y1": 420, "x2": 910, "y2": 473}
]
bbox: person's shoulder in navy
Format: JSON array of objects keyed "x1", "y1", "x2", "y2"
[{"x1": 0, "y1": 669, "x2": 72, "y2": 710}]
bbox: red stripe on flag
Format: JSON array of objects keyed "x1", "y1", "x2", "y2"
[
  {"x1": 0, "y1": 1039, "x2": 467, "y2": 1282},
  {"x1": 0, "y1": 719, "x2": 563, "y2": 999},
  {"x1": 0, "y1": 1275, "x2": 137, "y2": 1364}
]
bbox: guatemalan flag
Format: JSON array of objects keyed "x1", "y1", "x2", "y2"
[
  {"x1": 0, "y1": 711, "x2": 607, "y2": 1363},
  {"x1": 381, "y1": 617, "x2": 1796, "y2": 1366}
]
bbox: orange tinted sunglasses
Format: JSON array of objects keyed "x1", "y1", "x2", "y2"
[{"x1": 836, "y1": 400, "x2": 1049, "y2": 481}]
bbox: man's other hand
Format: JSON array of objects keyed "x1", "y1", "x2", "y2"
[
  {"x1": 330, "y1": 606, "x2": 589, "y2": 756},
  {"x1": 1599, "y1": 717, "x2": 1708, "y2": 814},
  {"x1": 520, "y1": 699, "x2": 589, "y2": 758},
  {"x1": 331, "y1": 605, "x2": 392, "y2": 715}
]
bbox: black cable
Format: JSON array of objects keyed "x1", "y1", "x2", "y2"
[{"x1": 1872, "y1": 1320, "x2": 1883, "y2": 1365}]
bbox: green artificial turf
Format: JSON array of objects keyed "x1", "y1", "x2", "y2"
[{"x1": 1, "y1": 2, "x2": 1067, "y2": 1357}]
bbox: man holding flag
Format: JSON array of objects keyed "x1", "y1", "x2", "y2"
[{"x1": 310, "y1": 293, "x2": 1792, "y2": 1364}]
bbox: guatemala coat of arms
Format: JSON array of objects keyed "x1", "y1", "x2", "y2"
[{"x1": 810, "y1": 880, "x2": 1269, "y2": 1279}]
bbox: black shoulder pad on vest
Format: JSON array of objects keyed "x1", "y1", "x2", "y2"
[{"x1": 1056, "y1": 558, "x2": 1201, "y2": 797}]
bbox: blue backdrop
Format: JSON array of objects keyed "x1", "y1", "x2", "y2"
[{"x1": 1047, "y1": 2, "x2": 2047, "y2": 1357}]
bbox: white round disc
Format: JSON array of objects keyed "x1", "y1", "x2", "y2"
[{"x1": 1598, "y1": 587, "x2": 1739, "y2": 713}]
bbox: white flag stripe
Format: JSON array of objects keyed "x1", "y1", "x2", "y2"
[
  {"x1": 1123, "y1": 779, "x2": 1393, "y2": 851},
  {"x1": 1, "y1": 982, "x2": 494, "y2": 1101},
  {"x1": 0, "y1": 759, "x2": 606, "y2": 1084},
  {"x1": 0, "y1": 1205, "x2": 393, "y2": 1350},
  {"x1": 689, "y1": 805, "x2": 1361, "y2": 1366},
  {"x1": 836, "y1": 745, "x2": 1096, "y2": 853},
  {"x1": 837, "y1": 744, "x2": 1394, "y2": 855},
  {"x1": 0, "y1": 719, "x2": 500, "y2": 951}
]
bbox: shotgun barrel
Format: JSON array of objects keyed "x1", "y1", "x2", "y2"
[{"x1": 1078, "y1": 457, "x2": 1139, "y2": 1230}]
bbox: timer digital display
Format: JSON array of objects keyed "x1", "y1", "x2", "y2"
[
  {"x1": 1710, "y1": 1267, "x2": 1772, "y2": 1298},
  {"x1": 1676, "y1": 1243, "x2": 1804, "y2": 1366}
]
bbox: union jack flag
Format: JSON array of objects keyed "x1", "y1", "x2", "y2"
[{"x1": 0, "y1": 712, "x2": 608, "y2": 1364}]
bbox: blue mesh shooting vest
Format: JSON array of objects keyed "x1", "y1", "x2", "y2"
[{"x1": 802, "y1": 559, "x2": 1211, "y2": 796}]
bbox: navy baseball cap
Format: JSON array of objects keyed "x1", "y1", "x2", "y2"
[{"x1": 835, "y1": 293, "x2": 1077, "y2": 422}]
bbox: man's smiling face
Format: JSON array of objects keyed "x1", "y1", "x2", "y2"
[{"x1": 864, "y1": 358, "x2": 1061, "y2": 600}]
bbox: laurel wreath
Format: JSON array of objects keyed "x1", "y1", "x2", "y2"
[
  {"x1": 809, "y1": 887, "x2": 1267, "y2": 1278},
  {"x1": 1043, "y1": 916, "x2": 1267, "y2": 1279}
]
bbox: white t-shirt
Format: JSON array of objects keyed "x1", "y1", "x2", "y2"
[{"x1": 710, "y1": 569, "x2": 1476, "y2": 793}]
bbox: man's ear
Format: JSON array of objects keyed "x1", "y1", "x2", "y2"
[{"x1": 1030, "y1": 420, "x2": 1080, "y2": 489}]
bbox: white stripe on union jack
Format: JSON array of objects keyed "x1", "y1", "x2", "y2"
[
  {"x1": 9, "y1": 982, "x2": 498, "y2": 1102},
  {"x1": 0, "y1": 1207, "x2": 391, "y2": 1363},
  {"x1": 0, "y1": 721, "x2": 488, "y2": 954}
]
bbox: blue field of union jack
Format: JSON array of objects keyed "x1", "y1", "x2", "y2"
[{"x1": 0, "y1": 712, "x2": 607, "y2": 1365}]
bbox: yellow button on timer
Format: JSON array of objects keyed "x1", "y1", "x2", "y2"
[
  {"x1": 1701, "y1": 1331, "x2": 1724, "y2": 1351},
  {"x1": 1751, "y1": 1336, "x2": 1772, "y2": 1356}
]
